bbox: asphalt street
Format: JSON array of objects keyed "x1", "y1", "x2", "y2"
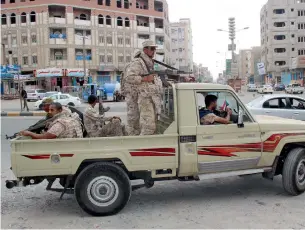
[{"x1": 1, "y1": 91, "x2": 305, "y2": 228}]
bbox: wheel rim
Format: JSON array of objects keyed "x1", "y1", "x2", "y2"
[
  {"x1": 296, "y1": 159, "x2": 305, "y2": 186},
  {"x1": 87, "y1": 176, "x2": 119, "y2": 207}
]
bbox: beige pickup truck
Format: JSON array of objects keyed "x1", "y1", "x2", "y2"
[{"x1": 6, "y1": 83, "x2": 305, "y2": 216}]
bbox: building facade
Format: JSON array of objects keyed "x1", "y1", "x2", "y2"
[
  {"x1": 170, "y1": 18, "x2": 193, "y2": 72},
  {"x1": 1, "y1": 0, "x2": 170, "y2": 91},
  {"x1": 237, "y1": 49, "x2": 251, "y2": 80},
  {"x1": 260, "y1": 0, "x2": 305, "y2": 84}
]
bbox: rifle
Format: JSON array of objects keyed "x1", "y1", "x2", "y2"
[{"x1": 5, "y1": 116, "x2": 50, "y2": 140}]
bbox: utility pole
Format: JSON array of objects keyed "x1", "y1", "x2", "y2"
[
  {"x1": 82, "y1": 36, "x2": 86, "y2": 84},
  {"x1": 228, "y1": 17, "x2": 236, "y2": 63}
]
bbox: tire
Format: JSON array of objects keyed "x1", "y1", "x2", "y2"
[
  {"x1": 282, "y1": 147, "x2": 305, "y2": 196},
  {"x1": 74, "y1": 162, "x2": 131, "y2": 216},
  {"x1": 38, "y1": 104, "x2": 43, "y2": 110},
  {"x1": 67, "y1": 102, "x2": 75, "y2": 106}
]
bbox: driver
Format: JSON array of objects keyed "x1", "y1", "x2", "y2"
[{"x1": 200, "y1": 95, "x2": 232, "y2": 125}]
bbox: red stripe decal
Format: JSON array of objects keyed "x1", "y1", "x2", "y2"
[
  {"x1": 133, "y1": 148, "x2": 176, "y2": 153},
  {"x1": 22, "y1": 154, "x2": 50, "y2": 160},
  {"x1": 130, "y1": 151, "x2": 175, "y2": 157},
  {"x1": 23, "y1": 154, "x2": 74, "y2": 159}
]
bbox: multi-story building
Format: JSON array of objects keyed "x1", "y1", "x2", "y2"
[
  {"x1": 237, "y1": 49, "x2": 251, "y2": 80},
  {"x1": 1, "y1": 0, "x2": 171, "y2": 91},
  {"x1": 260, "y1": 0, "x2": 305, "y2": 85},
  {"x1": 170, "y1": 18, "x2": 193, "y2": 72}
]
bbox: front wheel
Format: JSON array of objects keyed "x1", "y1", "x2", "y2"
[
  {"x1": 74, "y1": 162, "x2": 131, "y2": 216},
  {"x1": 67, "y1": 102, "x2": 75, "y2": 107},
  {"x1": 282, "y1": 147, "x2": 305, "y2": 196}
]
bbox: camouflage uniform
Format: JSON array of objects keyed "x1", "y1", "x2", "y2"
[
  {"x1": 84, "y1": 105, "x2": 127, "y2": 137},
  {"x1": 47, "y1": 113, "x2": 83, "y2": 138},
  {"x1": 125, "y1": 51, "x2": 162, "y2": 136}
]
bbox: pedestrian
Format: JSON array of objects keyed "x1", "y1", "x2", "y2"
[
  {"x1": 20, "y1": 87, "x2": 29, "y2": 112},
  {"x1": 123, "y1": 40, "x2": 162, "y2": 135}
]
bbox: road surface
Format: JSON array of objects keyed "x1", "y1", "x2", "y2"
[{"x1": 1, "y1": 93, "x2": 305, "y2": 229}]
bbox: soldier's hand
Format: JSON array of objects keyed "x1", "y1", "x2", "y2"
[{"x1": 142, "y1": 75, "x2": 155, "y2": 83}]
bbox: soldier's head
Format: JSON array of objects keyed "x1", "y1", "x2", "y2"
[
  {"x1": 205, "y1": 95, "x2": 218, "y2": 111},
  {"x1": 88, "y1": 94, "x2": 98, "y2": 107},
  {"x1": 49, "y1": 102, "x2": 63, "y2": 117},
  {"x1": 42, "y1": 98, "x2": 54, "y2": 113},
  {"x1": 142, "y1": 40, "x2": 158, "y2": 58}
]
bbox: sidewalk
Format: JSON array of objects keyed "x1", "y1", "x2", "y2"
[{"x1": 1, "y1": 111, "x2": 47, "y2": 117}]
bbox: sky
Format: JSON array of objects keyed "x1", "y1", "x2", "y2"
[{"x1": 167, "y1": 0, "x2": 267, "y2": 78}]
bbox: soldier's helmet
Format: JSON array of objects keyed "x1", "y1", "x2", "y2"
[
  {"x1": 142, "y1": 40, "x2": 158, "y2": 48},
  {"x1": 42, "y1": 98, "x2": 54, "y2": 105}
]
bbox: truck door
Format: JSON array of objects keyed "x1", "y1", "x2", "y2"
[{"x1": 195, "y1": 90, "x2": 262, "y2": 174}]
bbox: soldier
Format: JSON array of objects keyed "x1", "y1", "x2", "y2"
[
  {"x1": 20, "y1": 102, "x2": 83, "y2": 139},
  {"x1": 124, "y1": 40, "x2": 162, "y2": 135},
  {"x1": 84, "y1": 95, "x2": 127, "y2": 137}
]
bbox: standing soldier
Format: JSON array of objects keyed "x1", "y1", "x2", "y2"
[{"x1": 123, "y1": 40, "x2": 162, "y2": 136}]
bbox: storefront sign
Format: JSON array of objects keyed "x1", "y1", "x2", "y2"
[
  {"x1": 257, "y1": 63, "x2": 266, "y2": 75},
  {"x1": 66, "y1": 68, "x2": 88, "y2": 77},
  {"x1": 291, "y1": 56, "x2": 305, "y2": 69},
  {"x1": 13, "y1": 75, "x2": 33, "y2": 81},
  {"x1": 36, "y1": 68, "x2": 63, "y2": 77}
]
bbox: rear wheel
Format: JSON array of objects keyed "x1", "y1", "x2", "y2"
[
  {"x1": 38, "y1": 104, "x2": 43, "y2": 110},
  {"x1": 68, "y1": 102, "x2": 75, "y2": 106},
  {"x1": 282, "y1": 147, "x2": 305, "y2": 196},
  {"x1": 74, "y1": 162, "x2": 131, "y2": 216}
]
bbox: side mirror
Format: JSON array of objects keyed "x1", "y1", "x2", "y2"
[{"x1": 237, "y1": 109, "x2": 244, "y2": 128}]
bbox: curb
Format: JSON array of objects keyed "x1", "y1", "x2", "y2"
[{"x1": 1, "y1": 111, "x2": 47, "y2": 117}]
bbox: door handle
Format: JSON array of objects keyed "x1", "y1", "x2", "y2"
[
  {"x1": 265, "y1": 111, "x2": 271, "y2": 113},
  {"x1": 293, "y1": 112, "x2": 299, "y2": 115}
]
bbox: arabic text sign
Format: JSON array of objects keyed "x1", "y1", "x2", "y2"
[
  {"x1": 66, "y1": 68, "x2": 88, "y2": 77},
  {"x1": 36, "y1": 68, "x2": 63, "y2": 77},
  {"x1": 13, "y1": 75, "x2": 33, "y2": 81}
]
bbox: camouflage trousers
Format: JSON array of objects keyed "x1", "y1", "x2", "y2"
[
  {"x1": 126, "y1": 92, "x2": 140, "y2": 136},
  {"x1": 138, "y1": 97, "x2": 157, "y2": 135}
]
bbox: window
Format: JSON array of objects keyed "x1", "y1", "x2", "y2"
[
  {"x1": 275, "y1": 61, "x2": 286, "y2": 66},
  {"x1": 23, "y1": 56, "x2": 28, "y2": 65},
  {"x1": 292, "y1": 48, "x2": 295, "y2": 51},
  {"x1": 32, "y1": 56, "x2": 37, "y2": 64},
  {"x1": 54, "y1": 50, "x2": 63, "y2": 60},
  {"x1": 124, "y1": 0, "x2": 129, "y2": 9},
  {"x1": 273, "y1": 9, "x2": 285, "y2": 14},
  {"x1": 60, "y1": 95, "x2": 68, "y2": 99},
  {"x1": 22, "y1": 35, "x2": 28, "y2": 44},
  {"x1": 2, "y1": 37, "x2": 7, "y2": 45},
  {"x1": 117, "y1": 17, "x2": 123, "y2": 26},
  {"x1": 99, "y1": 55, "x2": 105, "y2": 63},
  {"x1": 79, "y1": 14, "x2": 87, "y2": 20},
  {"x1": 10, "y1": 0, "x2": 15, "y2": 3},
  {"x1": 106, "y1": 36, "x2": 112, "y2": 44},
  {"x1": 125, "y1": 17, "x2": 130, "y2": 27},
  {"x1": 291, "y1": 22, "x2": 294, "y2": 25},
  {"x1": 292, "y1": 34, "x2": 295, "y2": 38},
  {"x1": 21, "y1": 12, "x2": 26, "y2": 23},
  {"x1": 98, "y1": 0, "x2": 103, "y2": 5},
  {"x1": 106, "y1": 15, "x2": 111, "y2": 25},
  {"x1": 30, "y1": 11, "x2": 36, "y2": 22},
  {"x1": 274, "y1": 22, "x2": 285, "y2": 27},
  {"x1": 125, "y1": 37, "x2": 130, "y2": 45},
  {"x1": 105, "y1": 0, "x2": 110, "y2": 6},
  {"x1": 118, "y1": 55, "x2": 124, "y2": 62},
  {"x1": 196, "y1": 91, "x2": 251, "y2": 125},
  {"x1": 117, "y1": 0, "x2": 121, "y2": 7},
  {"x1": 1, "y1": 0, "x2": 5, "y2": 4},
  {"x1": 298, "y1": 36, "x2": 305, "y2": 42},
  {"x1": 274, "y1": 48, "x2": 286, "y2": 53},
  {"x1": 263, "y1": 98, "x2": 287, "y2": 109},
  {"x1": 98, "y1": 15, "x2": 104, "y2": 24},
  {"x1": 289, "y1": 98, "x2": 305, "y2": 110},
  {"x1": 126, "y1": 55, "x2": 131, "y2": 62},
  {"x1": 118, "y1": 37, "x2": 123, "y2": 45},
  {"x1": 10, "y1": 13, "x2": 16, "y2": 24},
  {"x1": 107, "y1": 54, "x2": 112, "y2": 63},
  {"x1": 298, "y1": 49, "x2": 305, "y2": 55},
  {"x1": 12, "y1": 57, "x2": 18, "y2": 64},
  {"x1": 99, "y1": 36, "x2": 104, "y2": 43},
  {"x1": 291, "y1": 8, "x2": 294, "y2": 12},
  {"x1": 31, "y1": 34, "x2": 37, "y2": 43},
  {"x1": 11, "y1": 37, "x2": 17, "y2": 45},
  {"x1": 1, "y1": 14, "x2": 6, "y2": 25}
]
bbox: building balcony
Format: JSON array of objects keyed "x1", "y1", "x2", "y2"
[
  {"x1": 49, "y1": 33, "x2": 67, "y2": 45},
  {"x1": 74, "y1": 19, "x2": 91, "y2": 26},
  {"x1": 74, "y1": 35, "x2": 92, "y2": 45},
  {"x1": 155, "y1": 27, "x2": 164, "y2": 33},
  {"x1": 137, "y1": 25, "x2": 150, "y2": 32},
  {"x1": 49, "y1": 17, "x2": 67, "y2": 24}
]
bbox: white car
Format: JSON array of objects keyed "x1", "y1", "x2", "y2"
[
  {"x1": 34, "y1": 93, "x2": 81, "y2": 110},
  {"x1": 26, "y1": 89, "x2": 46, "y2": 101},
  {"x1": 41, "y1": 91, "x2": 61, "y2": 100},
  {"x1": 285, "y1": 84, "x2": 304, "y2": 94},
  {"x1": 257, "y1": 85, "x2": 273, "y2": 94}
]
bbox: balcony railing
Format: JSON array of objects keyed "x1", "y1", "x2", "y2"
[
  {"x1": 74, "y1": 19, "x2": 91, "y2": 26},
  {"x1": 49, "y1": 17, "x2": 66, "y2": 24},
  {"x1": 76, "y1": 55, "x2": 92, "y2": 61}
]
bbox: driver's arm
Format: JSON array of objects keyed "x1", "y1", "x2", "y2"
[{"x1": 213, "y1": 113, "x2": 231, "y2": 124}]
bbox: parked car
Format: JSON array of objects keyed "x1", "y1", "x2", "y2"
[
  {"x1": 26, "y1": 89, "x2": 46, "y2": 101},
  {"x1": 285, "y1": 83, "x2": 304, "y2": 94},
  {"x1": 274, "y1": 83, "x2": 285, "y2": 91},
  {"x1": 247, "y1": 84, "x2": 257, "y2": 92},
  {"x1": 247, "y1": 94, "x2": 305, "y2": 121},
  {"x1": 257, "y1": 85, "x2": 273, "y2": 94},
  {"x1": 34, "y1": 93, "x2": 81, "y2": 110},
  {"x1": 42, "y1": 91, "x2": 61, "y2": 100}
]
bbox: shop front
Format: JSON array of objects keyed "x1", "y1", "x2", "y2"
[
  {"x1": 0, "y1": 64, "x2": 21, "y2": 95},
  {"x1": 35, "y1": 68, "x2": 64, "y2": 91},
  {"x1": 66, "y1": 68, "x2": 90, "y2": 86}
]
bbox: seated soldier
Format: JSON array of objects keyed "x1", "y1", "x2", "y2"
[
  {"x1": 20, "y1": 102, "x2": 83, "y2": 139},
  {"x1": 200, "y1": 95, "x2": 232, "y2": 125},
  {"x1": 84, "y1": 95, "x2": 127, "y2": 137}
]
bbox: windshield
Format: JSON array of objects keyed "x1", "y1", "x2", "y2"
[
  {"x1": 292, "y1": 84, "x2": 301, "y2": 87},
  {"x1": 27, "y1": 90, "x2": 35, "y2": 93},
  {"x1": 45, "y1": 92, "x2": 57, "y2": 97},
  {"x1": 36, "y1": 89, "x2": 46, "y2": 93}
]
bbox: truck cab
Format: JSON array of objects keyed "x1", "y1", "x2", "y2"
[{"x1": 7, "y1": 83, "x2": 305, "y2": 216}]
